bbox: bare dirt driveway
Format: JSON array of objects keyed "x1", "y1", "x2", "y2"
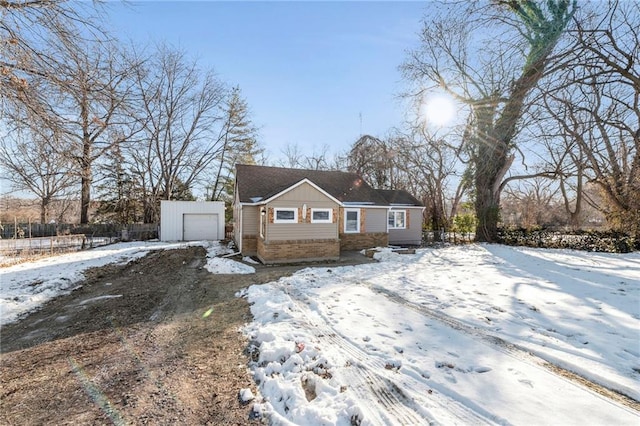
[{"x1": 0, "y1": 246, "x2": 374, "y2": 425}]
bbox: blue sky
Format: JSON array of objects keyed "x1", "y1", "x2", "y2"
[{"x1": 107, "y1": 1, "x2": 428, "y2": 162}]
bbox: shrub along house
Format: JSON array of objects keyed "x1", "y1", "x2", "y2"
[{"x1": 233, "y1": 164, "x2": 424, "y2": 263}]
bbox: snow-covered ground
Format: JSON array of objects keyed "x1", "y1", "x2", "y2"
[
  {"x1": 243, "y1": 244, "x2": 640, "y2": 425},
  {"x1": 0, "y1": 240, "x2": 254, "y2": 325},
  {"x1": 2, "y1": 240, "x2": 638, "y2": 424}
]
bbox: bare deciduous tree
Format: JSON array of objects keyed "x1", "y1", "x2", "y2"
[
  {"x1": 0, "y1": 116, "x2": 76, "y2": 223},
  {"x1": 502, "y1": 178, "x2": 562, "y2": 228},
  {"x1": 130, "y1": 44, "x2": 228, "y2": 223},
  {"x1": 390, "y1": 128, "x2": 470, "y2": 237},
  {"x1": 403, "y1": 0, "x2": 576, "y2": 242},
  {"x1": 347, "y1": 135, "x2": 395, "y2": 189},
  {"x1": 2, "y1": 1, "x2": 137, "y2": 224},
  {"x1": 548, "y1": 1, "x2": 639, "y2": 237},
  {"x1": 1, "y1": 0, "x2": 105, "y2": 121},
  {"x1": 277, "y1": 143, "x2": 333, "y2": 171},
  {"x1": 49, "y1": 38, "x2": 138, "y2": 224}
]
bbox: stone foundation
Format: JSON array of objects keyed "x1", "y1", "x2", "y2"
[
  {"x1": 257, "y1": 238, "x2": 340, "y2": 263},
  {"x1": 339, "y1": 232, "x2": 388, "y2": 251}
]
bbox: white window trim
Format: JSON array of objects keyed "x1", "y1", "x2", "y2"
[
  {"x1": 388, "y1": 210, "x2": 407, "y2": 229},
  {"x1": 344, "y1": 208, "x2": 360, "y2": 233},
  {"x1": 274, "y1": 207, "x2": 298, "y2": 224},
  {"x1": 311, "y1": 208, "x2": 333, "y2": 223}
]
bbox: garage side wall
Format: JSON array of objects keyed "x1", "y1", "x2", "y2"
[{"x1": 160, "y1": 201, "x2": 225, "y2": 241}]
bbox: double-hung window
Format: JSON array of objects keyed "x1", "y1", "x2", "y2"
[
  {"x1": 274, "y1": 208, "x2": 298, "y2": 223},
  {"x1": 311, "y1": 208, "x2": 332, "y2": 223},
  {"x1": 344, "y1": 209, "x2": 360, "y2": 233},
  {"x1": 388, "y1": 210, "x2": 406, "y2": 229}
]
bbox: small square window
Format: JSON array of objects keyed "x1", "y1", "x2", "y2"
[
  {"x1": 311, "y1": 208, "x2": 332, "y2": 223},
  {"x1": 388, "y1": 210, "x2": 406, "y2": 229}
]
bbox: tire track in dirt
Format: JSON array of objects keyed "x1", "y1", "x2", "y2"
[{"x1": 366, "y1": 282, "x2": 640, "y2": 413}]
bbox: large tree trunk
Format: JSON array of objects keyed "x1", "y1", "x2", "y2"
[
  {"x1": 80, "y1": 138, "x2": 92, "y2": 224},
  {"x1": 472, "y1": 1, "x2": 575, "y2": 242},
  {"x1": 474, "y1": 183, "x2": 501, "y2": 242},
  {"x1": 40, "y1": 197, "x2": 49, "y2": 224},
  {"x1": 474, "y1": 138, "x2": 513, "y2": 242},
  {"x1": 80, "y1": 171, "x2": 91, "y2": 224},
  {"x1": 474, "y1": 47, "x2": 553, "y2": 242}
]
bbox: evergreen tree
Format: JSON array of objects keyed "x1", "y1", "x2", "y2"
[
  {"x1": 210, "y1": 86, "x2": 262, "y2": 202},
  {"x1": 95, "y1": 144, "x2": 142, "y2": 223}
]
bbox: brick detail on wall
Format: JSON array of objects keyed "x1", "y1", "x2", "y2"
[
  {"x1": 257, "y1": 238, "x2": 340, "y2": 263},
  {"x1": 242, "y1": 235, "x2": 258, "y2": 256},
  {"x1": 340, "y1": 232, "x2": 388, "y2": 251}
]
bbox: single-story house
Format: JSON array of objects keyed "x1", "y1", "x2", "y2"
[
  {"x1": 233, "y1": 164, "x2": 425, "y2": 263},
  {"x1": 160, "y1": 200, "x2": 225, "y2": 241}
]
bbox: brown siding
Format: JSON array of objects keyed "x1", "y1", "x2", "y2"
[
  {"x1": 364, "y1": 208, "x2": 387, "y2": 232},
  {"x1": 339, "y1": 207, "x2": 387, "y2": 234},
  {"x1": 275, "y1": 182, "x2": 333, "y2": 202},
  {"x1": 235, "y1": 204, "x2": 259, "y2": 255},
  {"x1": 388, "y1": 207, "x2": 423, "y2": 246},
  {"x1": 264, "y1": 183, "x2": 339, "y2": 242},
  {"x1": 233, "y1": 191, "x2": 242, "y2": 245},
  {"x1": 242, "y1": 205, "x2": 259, "y2": 234},
  {"x1": 268, "y1": 223, "x2": 338, "y2": 240}
]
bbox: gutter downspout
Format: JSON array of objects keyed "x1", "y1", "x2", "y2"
[{"x1": 238, "y1": 206, "x2": 243, "y2": 253}]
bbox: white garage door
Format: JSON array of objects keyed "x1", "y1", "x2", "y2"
[{"x1": 183, "y1": 214, "x2": 219, "y2": 241}]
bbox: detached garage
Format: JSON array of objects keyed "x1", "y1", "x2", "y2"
[{"x1": 160, "y1": 201, "x2": 225, "y2": 241}]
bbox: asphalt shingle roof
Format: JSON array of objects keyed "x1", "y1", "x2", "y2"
[
  {"x1": 235, "y1": 164, "x2": 393, "y2": 205},
  {"x1": 377, "y1": 189, "x2": 423, "y2": 206}
]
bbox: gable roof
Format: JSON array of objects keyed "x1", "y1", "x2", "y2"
[
  {"x1": 377, "y1": 189, "x2": 423, "y2": 207},
  {"x1": 235, "y1": 164, "x2": 390, "y2": 205}
]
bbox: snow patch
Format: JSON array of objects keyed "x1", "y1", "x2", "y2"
[
  {"x1": 243, "y1": 245, "x2": 640, "y2": 424},
  {"x1": 0, "y1": 240, "x2": 232, "y2": 325},
  {"x1": 204, "y1": 257, "x2": 255, "y2": 274},
  {"x1": 238, "y1": 388, "x2": 255, "y2": 403}
]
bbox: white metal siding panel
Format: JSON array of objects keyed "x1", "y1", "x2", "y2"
[{"x1": 160, "y1": 201, "x2": 225, "y2": 241}]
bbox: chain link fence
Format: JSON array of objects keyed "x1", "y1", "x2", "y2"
[{"x1": 0, "y1": 223, "x2": 158, "y2": 265}]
